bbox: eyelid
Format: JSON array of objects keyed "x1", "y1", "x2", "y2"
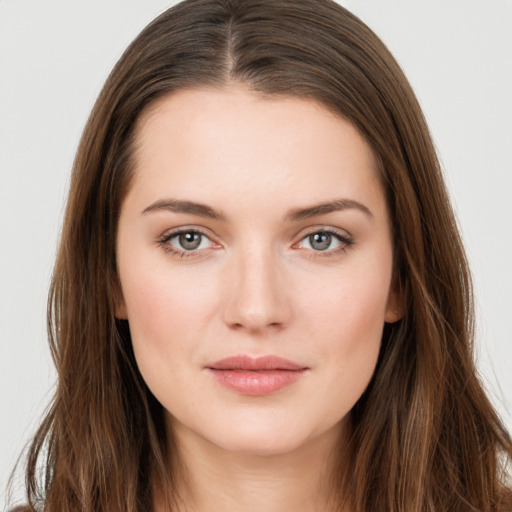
[
  {"x1": 157, "y1": 226, "x2": 222, "y2": 257},
  {"x1": 156, "y1": 224, "x2": 353, "y2": 258},
  {"x1": 294, "y1": 225, "x2": 352, "y2": 242},
  {"x1": 292, "y1": 226, "x2": 354, "y2": 254}
]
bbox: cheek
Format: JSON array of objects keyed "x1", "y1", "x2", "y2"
[
  {"x1": 296, "y1": 254, "x2": 392, "y2": 405},
  {"x1": 118, "y1": 253, "x2": 220, "y2": 379},
  {"x1": 300, "y1": 255, "x2": 392, "y2": 341}
]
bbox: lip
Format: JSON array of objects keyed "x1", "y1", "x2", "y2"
[{"x1": 205, "y1": 355, "x2": 308, "y2": 396}]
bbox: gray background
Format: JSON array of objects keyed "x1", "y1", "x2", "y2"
[{"x1": 1, "y1": 0, "x2": 511, "y2": 506}]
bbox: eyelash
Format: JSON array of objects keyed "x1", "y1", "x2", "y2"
[
  {"x1": 157, "y1": 227, "x2": 354, "y2": 259},
  {"x1": 294, "y1": 228, "x2": 353, "y2": 257},
  {"x1": 157, "y1": 228, "x2": 217, "y2": 258}
]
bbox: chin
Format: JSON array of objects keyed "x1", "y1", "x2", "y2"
[
  {"x1": 212, "y1": 430, "x2": 309, "y2": 457},
  {"x1": 203, "y1": 411, "x2": 343, "y2": 458},
  {"x1": 170, "y1": 409, "x2": 316, "y2": 457}
]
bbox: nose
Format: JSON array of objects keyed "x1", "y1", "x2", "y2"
[{"x1": 222, "y1": 246, "x2": 291, "y2": 333}]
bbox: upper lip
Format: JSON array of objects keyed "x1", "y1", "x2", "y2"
[{"x1": 207, "y1": 355, "x2": 307, "y2": 371}]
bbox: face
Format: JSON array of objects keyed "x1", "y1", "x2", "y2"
[{"x1": 116, "y1": 85, "x2": 401, "y2": 456}]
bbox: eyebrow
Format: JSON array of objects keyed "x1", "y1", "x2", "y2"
[
  {"x1": 285, "y1": 198, "x2": 373, "y2": 221},
  {"x1": 142, "y1": 199, "x2": 226, "y2": 220},
  {"x1": 142, "y1": 197, "x2": 373, "y2": 221}
]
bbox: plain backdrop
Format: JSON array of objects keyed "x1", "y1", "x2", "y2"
[{"x1": 1, "y1": 0, "x2": 511, "y2": 506}]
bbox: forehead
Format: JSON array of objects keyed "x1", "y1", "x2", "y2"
[{"x1": 127, "y1": 85, "x2": 385, "y2": 218}]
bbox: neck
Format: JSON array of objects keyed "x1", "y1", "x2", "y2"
[{"x1": 154, "y1": 417, "x2": 352, "y2": 512}]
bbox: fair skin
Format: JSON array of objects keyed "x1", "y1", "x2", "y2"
[{"x1": 116, "y1": 85, "x2": 401, "y2": 512}]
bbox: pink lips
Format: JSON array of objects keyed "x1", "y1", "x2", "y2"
[{"x1": 206, "y1": 355, "x2": 308, "y2": 396}]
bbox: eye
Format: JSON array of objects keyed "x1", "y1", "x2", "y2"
[
  {"x1": 296, "y1": 229, "x2": 352, "y2": 253},
  {"x1": 173, "y1": 231, "x2": 209, "y2": 251},
  {"x1": 158, "y1": 229, "x2": 217, "y2": 256}
]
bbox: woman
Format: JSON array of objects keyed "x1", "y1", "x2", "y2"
[{"x1": 9, "y1": 0, "x2": 512, "y2": 510}]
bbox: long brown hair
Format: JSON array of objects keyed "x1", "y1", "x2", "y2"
[{"x1": 12, "y1": 0, "x2": 512, "y2": 510}]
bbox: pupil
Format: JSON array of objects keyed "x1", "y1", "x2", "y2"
[
  {"x1": 179, "y1": 232, "x2": 201, "y2": 250},
  {"x1": 310, "y1": 232, "x2": 331, "y2": 251}
]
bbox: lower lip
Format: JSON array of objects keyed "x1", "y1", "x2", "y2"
[{"x1": 207, "y1": 369, "x2": 306, "y2": 396}]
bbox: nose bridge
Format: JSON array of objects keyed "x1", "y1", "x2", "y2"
[{"x1": 223, "y1": 241, "x2": 289, "y2": 331}]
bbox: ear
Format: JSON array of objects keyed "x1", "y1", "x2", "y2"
[
  {"x1": 113, "y1": 278, "x2": 128, "y2": 320},
  {"x1": 115, "y1": 298, "x2": 128, "y2": 320},
  {"x1": 384, "y1": 272, "x2": 404, "y2": 323}
]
